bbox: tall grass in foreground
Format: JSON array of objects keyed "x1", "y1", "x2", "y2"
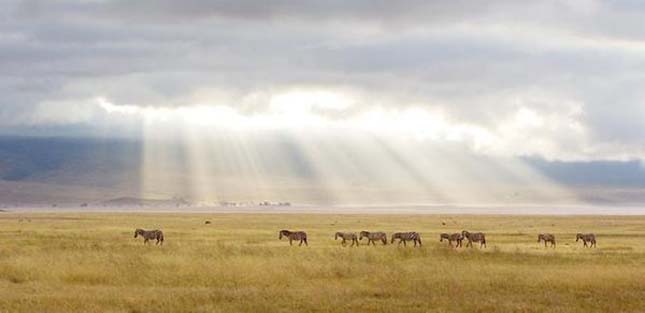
[{"x1": 0, "y1": 213, "x2": 644, "y2": 312}]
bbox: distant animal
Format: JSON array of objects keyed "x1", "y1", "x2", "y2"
[
  {"x1": 576, "y1": 233, "x2": 596, "y2": 248},
  {"x1": 204, "y1": 221, "x2": 212, "y2": 225},
  {"x1": 134, "y1": 229, "x2": 164, "y2": 245},
  {"x1": 335, "y1": 232, "x2": 359, "y2": 247},
  {"x1": 279, "y1": 230, "x2": 308, "y2": 246},
  {"x1": 537, "y1": 233, "x2": 556, "y2": 248},
  {"x1": 391, "y1": 232, "x2": 422, "y2": 247},
  {"x1": 359, "y1": 231, "x2": 387, "y2": 245},
  {"x1": 440, "y1": 233, "x2": 463, "y2": 247},
  {"x1": 462, "y1": 230, "x2": 486, "y2": 248}
]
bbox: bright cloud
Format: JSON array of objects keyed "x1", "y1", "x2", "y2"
[{"x1": 2, "y1": 1, "x2": 645, "y2": 161}]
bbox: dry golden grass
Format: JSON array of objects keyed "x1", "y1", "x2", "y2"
[{"x1": 1, "y1": 213, "x2": 644, "y2": 313}]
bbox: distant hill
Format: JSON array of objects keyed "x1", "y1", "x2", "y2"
[
  {"x1": 98, "y1": 196, "x2": 191, "y2": 207},
  {"x1": 2, "y1": 136, "x2": 645, "y2": 207}
]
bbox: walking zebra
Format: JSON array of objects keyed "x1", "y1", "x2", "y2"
[
  {"x1": 462, "y1": 230, "x2": 486, "y2": 248},
  {"x1": 359, "y1": 231, "x2": 387, "y2": 246},
  {"x1": 134, "y1": 229, "x2": 164, "y2": 245},
  {"x1": 335, "y1": 232, "x2": 359, "y2": 247},
  {"x1": 391, "y1": 232, "x2": 422, "y2": 247},
  {"x1": 537, "y1": 233, "x2": 556, "y2": 248},
  {"x1": 279, "y1": 230, "x2": 308, "y2": 246},
  {"x1": 576, "y1": 233, "x2": 596, "y2": 248},
  {"x1": 440, "y1": 233, "x2": 463, "y2": 247}
]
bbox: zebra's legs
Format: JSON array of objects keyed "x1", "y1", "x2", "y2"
[
  {"x1": 289, "y1": 239, "x2": 293, "y2": 246},
  {"x1": 303, "y1": 238, "x2": 308, "y2": 246}
]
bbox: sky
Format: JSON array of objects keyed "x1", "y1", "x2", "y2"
[{"x1": 2, "y1": 1, "x2": 645, "y2": 205}]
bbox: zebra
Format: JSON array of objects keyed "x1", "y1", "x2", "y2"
[
  {"x1": 440, "y1": 233, "x2": 463, "y2": 247},
  {"x1": 391, "y1": 232, "x2": 422, "y2": 247},
  {"x1": 537, "y1": 233, "x2": 556, "y2": 248},
  {"x1": 462, "y1": 230, "x2": 486, "y2": 248},
  {"x1": 335, "y1": 232, "x2": 359, "y2": 247},
  {"x1": 134, "y1": 229, "x2": 164, "y2": 245},
  {"x1": 359, "y1": 231, "x2": 388, "y2": 245},
  {"x1": 576, "y1": 233, "x2": 596, "y2": 248},
  {"x1": 279, "y1": 230, "x2": 308, "y2": 246}
]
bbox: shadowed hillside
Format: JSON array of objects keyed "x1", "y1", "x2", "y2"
[{"x1": 2, "y1": 136, "x2": 645, "y2": 207}]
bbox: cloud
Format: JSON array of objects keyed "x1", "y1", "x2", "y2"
[{"x1": 2, "y1": 0, "x2": 645, "y2": 160}]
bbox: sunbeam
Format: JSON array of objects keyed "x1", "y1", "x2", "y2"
[{"x1": 97, "y1": 89, "x2": 581, "y2": 206}]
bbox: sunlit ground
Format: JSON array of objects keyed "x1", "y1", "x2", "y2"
[{"x1": 1, "y1": 213, "x2": 644, "y2": 313}]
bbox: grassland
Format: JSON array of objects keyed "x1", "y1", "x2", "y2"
[{"x1": 1, "y1": 212, "x2": 644, "y2": 313}]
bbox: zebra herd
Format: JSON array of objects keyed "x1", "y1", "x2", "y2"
[
  {"x1": 439, "y1": 230, "x2": 487, "y2": 248},
  {"x1": 132, "y1": 228, "x2": 598, "y2": 248},
  {"x1": 279, "y1": 230, "x2": 598, "y2": 248}
]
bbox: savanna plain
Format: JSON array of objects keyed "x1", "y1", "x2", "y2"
[{"x1": 1, "y1": 212, "x2": 644, "y2": 313}]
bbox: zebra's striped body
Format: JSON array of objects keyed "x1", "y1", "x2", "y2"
[
  {"x1": 335, "y1": 232, "x2": 359, "y2": 247},
  {"x1": 359, "y1": 231, "x2": 387, "y2": 245},
  {"x1": 440, "y1": 233, "x2": 463, "y2": 247},
  {"x1": 537, "y1": 233, "x2": 556, "y2": 248},
  {"x1": 462, "y1": 230, "x2": 486, "y2": 248},
  {"x1": 279, "y1": 230, "x2": 308, "y2": 246},
  {"x1": 391, "y1": 232, "x2": 422, "y2": 247},
  {"x1": 576, "y1": 233, "x2": 596, "y2": 248},
  {"x1": 134, "y1": 228, "x2": 164, "y2": 245}
]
